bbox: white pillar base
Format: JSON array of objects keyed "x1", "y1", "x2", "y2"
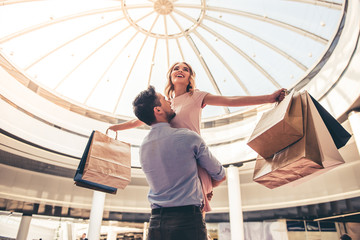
[
  {"x1": 227, "y1": 165, "x2": 245, "y2": 240},
  {"x1": 88, "y1": 191, "x2": 106, "y2": 240},
  {"x1": 66, "y1": 222, "x2": 73, "y2": 240},
  {"x1": 143, "y1": 222, "x2": 148, "y2": 240},
  {"x1": 107, "y1": 227, "x2": 117, "y2": 240},
  {"x1": 16, "y1": 214, "x2": 32, "y2": 240}
]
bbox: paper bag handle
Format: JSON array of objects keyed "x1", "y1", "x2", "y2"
[{"x1": 106, "y1": 129, "x2": 118, "y2": 140}]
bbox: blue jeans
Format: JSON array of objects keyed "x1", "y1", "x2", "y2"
[{"x1": 147, "y1": 205, "x2": 208, "y2": 240}]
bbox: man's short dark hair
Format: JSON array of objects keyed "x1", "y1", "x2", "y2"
[
  {"x1": 340, "y1": 234, "x2": 352, "y2": 240},
  {"x1": 133, "y1": 86, "x2": 161, "y2": 125}
]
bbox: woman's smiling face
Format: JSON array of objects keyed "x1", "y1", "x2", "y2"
[{"x1": 170, "y1": 62, "x2": 191, "y2": 86}]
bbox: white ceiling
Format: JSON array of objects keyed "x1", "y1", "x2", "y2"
[{"x1": 0, "y1": 0, "x2": 344, "y2": 119}]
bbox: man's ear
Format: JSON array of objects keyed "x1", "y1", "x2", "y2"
[
  {"x1": 153, "y1": 106, "x2": 162, "y2": 117},
  {"x1": 154, "y1": 106, "x2": 161, "y2": 113}
]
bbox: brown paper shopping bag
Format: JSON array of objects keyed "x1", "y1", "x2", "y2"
[
  {"x1": 247, "y1": 90, "x2": 303, "y2": 158},
  {"x1": 74, "y1": 131, "x2": 118, "y2": 194},
  {"x1": 82, "y1": 130, "x2": 131, "y2": 189},
  {"x1": 253, "y1": 91, "x2": 345, "y2": 189}
]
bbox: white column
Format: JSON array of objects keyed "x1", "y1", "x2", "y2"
[
  {"x1": 107, "y1": 221, "x2": 118, "y2": 240},
  {"x1": 88, "y1": 190, "x2": 106, "y2": 240},
  {"x1": 227, "y1": 165, "x2": 244, "y2": 240},
  {"x1": 107, "y1": 227, "x2": 117, "y2": 240},
  {"x1": 16, "y1": 214, "x2": 32, "y2": 240},
  {"x1": 143, "y1": 222, "x2": 148, "y2": 240},
  {"x1": 349, "y1": 111, "x2": 360, "y2": 155},
  {"x1": 66, "y1": 222, "x2": 73, "y2": 240}
]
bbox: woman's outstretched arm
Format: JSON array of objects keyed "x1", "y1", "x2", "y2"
[
  {"x1": 107, "y1": 118, "x2": 144, "y2": 132},
  {"x1": 203, "y1": 88, "x2": 286, "y2": 107}
]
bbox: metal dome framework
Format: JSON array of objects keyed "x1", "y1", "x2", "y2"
[{"x1": 0, "y1": 0, "x2": 344, "y2": 121}]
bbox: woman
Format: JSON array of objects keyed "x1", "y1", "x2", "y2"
[{"x1": 108, "y1": 62, "x2": 286, "y2": 212}]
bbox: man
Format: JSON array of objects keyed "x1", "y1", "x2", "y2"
[
  {"x1": 133, "y1": 86, "x2": 226, "y2": 240},
  {"x1": 80, "y1": 233, "x2": 88, "y2": 240}
]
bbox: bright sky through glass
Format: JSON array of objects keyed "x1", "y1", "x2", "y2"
[{"x1": 0, "y1": 0, "x2": 343, "y2": 120}]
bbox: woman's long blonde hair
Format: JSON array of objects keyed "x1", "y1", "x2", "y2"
[{"x1": 164, "y1": 62, "x2": 196, "y2": 99}]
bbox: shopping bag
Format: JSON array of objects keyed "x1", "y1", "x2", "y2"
[
  {"x1": 74, "y1": 181, "x2": 117, "y2": 194},
  {"x1": 253, "y1": 91, "x2": 345, "y2": 189},
  {"x1": 287, "y1": 94, "x2": 351, "y2": 186},
  {"x1": 309, "y1": 95, "x2": 351, "y2": 149},
  {"x1": 74, "y1": 131, "x2": 117, "y2": 194},
  {"x1": 82, "y1": 130, "x2": 131, "y2": 189},
  {"x1": 247, "y1": 90, "x2": 303, "y2": 158}
]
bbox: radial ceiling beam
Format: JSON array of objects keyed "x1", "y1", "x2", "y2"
[
  {"x1": 184, "y1": 6, "x2": 329, "y2": 44},
  {"x1": 192, "y1": 30, "x2": 251, "y2": 95},
  {"x1": 186, "y1": 35, "x2": 230, "y2": 114},
  {"x1": 0, "y1": 0, "x2": 43, "y2": 6},
  {"x1": 148, "y1": 38, "x2": 159, "y2": 86},
  {"x1": 24, "y1": 17, "x2": 125, "y2": 71},
  {"x1": 171, "y1": 10, "x2": 226, "y2": 95},
  {"x1": 121, "y1": 1, "x2": 206, "y2": 39},
  {"x1": 112, "y1": 13, "x2": 160, "y2": 113},
  {"x1": 174, "y1": 9, "x2": 282, "y2": 89},
  {"x1": 207, "y1": 6, "x2": 328, "y2": 44},
  {"x1": 201, "y1": 23, "x2": 282, "y2": 89},
  {"x1": 285, "y1": 0, "x2": 343, "y2": 10},
  {"x1": 170, "y1": 9, "x2": 229, "y2": 113},
  {"x1": 84, "y1": 27, "x2": 137, "y2": 104},
  {"x1": 121, "y1": 2, "x2": 160, "y2": 39},
  {"x1": 0, "y1": 6, "x2": 123, "y2": 43},
  {"x1": 204, "y1": 15, "x2": 308, "y2": 71},
  {"x1": 185, "y1": 35, "x2": 222, "y2": 97},
  {"x1": 169, "y1": 11, "x2": 220, "y2": 93},
  {"x1": 54, "y1": 24, "x2": 133, "y2": 91},
  {"x1": 174, "y1": 0, "x2": 342, "y2": 10},
  {"x1": 169, "y1": 14, "x2": 186, "y2": 61},
  {"x1": 55, "y1": 11, "x2": 153, "y2": 91},
  {"x1": 164, "y1": 15, "x2": 170, "y2": 68}
]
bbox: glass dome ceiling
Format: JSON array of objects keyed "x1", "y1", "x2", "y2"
[{"x1": 0, "y1": 0, "x2": 344, "y2": 121}]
